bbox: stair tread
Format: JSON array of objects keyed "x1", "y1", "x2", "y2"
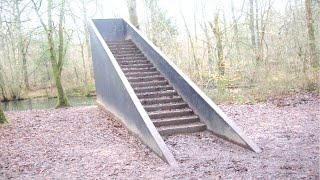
[
  {"x1": 123, "y1": 67, "x2": 156, "y2": 70},
  {"x1": 128, "y1": 75, "x2": 163, "y2": 80},
  {"x1": 148, "y1": 108, "x2": 193, "y2": 115},
  {"x1": 121, "y1": 64, "x2": 153, "y2": 68},
  {"x1": 157, "y1": 122, "x2": 206, "y2": 130},
  {"x1": 119, "y1": 60, "x2": 150, "y2": 65},
  {"x1": 125, "y1": 71, "x2": 161, "y2": 77},
  {"x1": 144, "y1": 102, "x2": 189, "y2": 112},
  {"x1": 144, "y1": 102, "x2": 188, "y2": 108},
  {"x1": 140, "y1": 96, "x2": 182, "y2": 101},
  {"x1": 134, "y1": 84, "x2": 173, "y2": 90},
  {"x1": 152, "y1": 115, "x2": 199, "y2": 122}
]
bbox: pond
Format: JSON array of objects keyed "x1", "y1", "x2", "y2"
[{"x1": 1, "y1": 96, "x2": 96, "y2": 112}]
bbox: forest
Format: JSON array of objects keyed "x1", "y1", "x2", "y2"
[
  {"x1": 0, "y1": 0, "x2": 319, "y2": 107},
  {"x1": 0, "y1": 0, "x2": 319, "y2": 178}
]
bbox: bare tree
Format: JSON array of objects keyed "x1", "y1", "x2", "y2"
[
  {"x1": 31, "y1": 0, "x2": 70, "y2": 107},
  {"x1": 231, "y1": 0, "x2": 241, "y2": 60},
  {"x1": 0, "y1": 106, "x2": 7, "y2": 124},
  {"x1": 210, "y1": 14, "x2": 225, "y2": 76},
  {"x1": 305, "y1": 0, "x2": 319, "y2": 68},
  {"x1": 127, "y1": 0, "x2": 139, "y2": 29}
]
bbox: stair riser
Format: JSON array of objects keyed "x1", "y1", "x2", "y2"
[
  {"x1": 140, "y1": 97, "x2": 183, "y2": 105},
  {"x1": 137, "y1": 91, "x2": 177, "y2": 99},
  {"x1": 145, "y1": 103, "x2": 189, "y2": 112},
  {"x1": 116, "y1": 57, "x2": 148, "y2": 61},
  {"x1": 131, "y1": 81, "x2": 168, "y2": 88},
  {"x1": 108, "y1": 44, "x2": 135, "y2": 47},
  {"x1": 149, "y1": 110, "x2": 193, "y2": 119},
  {"x1": 158, "y1": 125, "x2": 206, "y2": 136},
  {"x1": 128, "y1": 76, "x2": 164, "y2": 83},
  {"x1": 134, "y1": 86, "x2": 174, "y2": 93},
  {"x1": 111, "y1": 50, "x2": 141, "y2": 54},
  {"x1": 125, "y1": 72, "x2": 161, "y2": 78},
  {"x1": 109, "y1": 47, "x2": 137, "y2": 50},
  {"x1": 119, "y1": 60, "x2": 150, "y2": 65},
  {"x1": 114, "y1": 54, "x2": 144, "y2": 58},
  {"x1": 121, "y1": 64, "x2": 154, "y2": 69},
  {"x1": 153, "y1": 118, "x2": 200, "y2": 127},
  {"x1": 123, "y1": 68, "x2": 157, "y2": 73}
]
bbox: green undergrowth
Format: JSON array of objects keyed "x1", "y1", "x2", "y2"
[{"x1": 202, "y1": 67, "x2": 319, "y2": 104}]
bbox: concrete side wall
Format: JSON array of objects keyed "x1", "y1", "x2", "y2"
[
  {"x1": 124, "y1": 19, "x2": 261, "y2": 153},
  {"x1": 88, "y1": 20, "x2": 177, "y2": 166},
  {"x1": 92, "y1": 19, "x2": 126, "y2": 42}
]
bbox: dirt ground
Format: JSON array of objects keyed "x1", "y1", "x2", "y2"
[{"x1": 0, "y1": 94, "x2": 319, "y2": 179}]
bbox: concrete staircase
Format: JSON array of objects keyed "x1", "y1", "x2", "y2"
[{"x1": 107, "y1": 40, "x2": 206, "y2": 136}]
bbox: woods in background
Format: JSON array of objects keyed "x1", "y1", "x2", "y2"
[{"x1": 0, "y1": 0, "x2": 319, "y2": 105}]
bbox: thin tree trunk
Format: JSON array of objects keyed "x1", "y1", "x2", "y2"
[
  {"x1": 0, "y1": 107, "x2": 7, "y2": 124},
  {"x1": 81, "y1": 0, "x2": 88, "y2": 86},
  {"x1": 305, "y1": 0, "x2": 319, "y2": 68},
  {"x1": 210, "y1": 14, "x2": 225, "y2": 76},
  {"x1": 56, "y1": 0, "x2": 69, "y2": 107},
  {"x1": 181, "y1": 11, "x2": 200, "y2": 75},
  {"x1": 231, "y1": 0, "x2": 241, "y2": 62},
  {"x1": 15, "y1": 0, "x2": 30, "y2": 90},
  {"x1": 127, "y1": 0, "x2": 139, "y2": 29},
  {"x1": 249, "y1": 0, "x2": 256, "y2": 48}
]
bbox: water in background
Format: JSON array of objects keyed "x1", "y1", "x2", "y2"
[{"x1": 1, "y1": 96, "x2": 96, "y2": 111}]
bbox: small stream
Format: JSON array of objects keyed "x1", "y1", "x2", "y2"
[{"x1": 1, "y1": 96, "x2": 96, "y2": 112}]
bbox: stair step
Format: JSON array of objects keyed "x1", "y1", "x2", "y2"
[
  {"x1": 109, "y1": 47, "x2": 137, "y2": 51},
  {"x1": 107, "y1": 42, "x2": 134, "y2": 46},
  {"x1": 119, "y1": 60, "x2": 150, "y2": 65},
  {"x1": 148, "y1": 108, "x2": 193, "y2": 119},
  {"x1": 140, "y1": 96, "x2": 183, "y2": 105},
  {"x1": 144, "y1": 102, "x2": 189, "y2": 112},
  {"x1": 134, "y1": 85, "x2": 173, "y2": 93},
  {"x1": 114, "y1": 54, "x2": 144, "y2": 58},
  {"x1": 153, "y1": 115, "x2": 200, "y2": 127},
  {"x1": 110, "y1": 49, "x2": 141, "y2": 54},
  {"x1": 136, "y1": 90, "x2": 177, "y2": 99},
  {"x1": 108, "y1": 44, "x2": 136, "y2": 48},
  {"x1": 128, "y1": 75, "x2": 164, "y2": 83},
  {"x1": 131, "y1": 80, "x2": 168, "y2": 88},
  {"x1": 122, "y1": 67, "x2": 157, "y2": 73},
  {"x1": 121, "y1": 63, "x2": 153, "y2": 69},
  {"x1": 106, "y1": 40, "x2": 132, "y2": 45},
  {"x1": 125, "y1": 71, "x2": 161, "y2": 78},
  {"x1": 157, "y1": 122, "x2": 206, "y2": 136},
  {"x1": 116, "y1": 56, "x2": 148, "y2": 61}
]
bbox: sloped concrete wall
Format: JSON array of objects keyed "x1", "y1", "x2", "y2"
[{"x1": 88, "y1": 19, "x2": 177, "y2": 166}]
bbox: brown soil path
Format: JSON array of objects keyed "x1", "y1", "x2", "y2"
[{"x1": 0, "y1": 95, "x2": 319, "y2": 179}]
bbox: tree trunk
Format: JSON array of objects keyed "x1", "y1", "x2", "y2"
[
  {"x1": 32, "y1": 0, "x2": 74, "y2": 107},
  {"x1": 0, "y1": 107, "x2": 7, "y2": 124},
  {"x1": 249, "y1": 0, "x2": 256, "y2": 48},
  {"x1": 255, "y1": 0, "x2": 261, "y2": 64},
  {"x1": 181, "y1": 10, "x2": 200, "y2": 75},
  {"x1": 53, "y1": 66, "x2": 69, "y2": 107},
  {"x1": 210, "y1": 14, "x2": 225, "y2": 76},
  {"x1": 56, "y1": 0, "x2": 70, "y2": 107},
  {"x1": 231, "y1": 0, "x2": 241, "y2": 62},
  {"x1": 127, "y1": 0, "x2": 139, "y2": 29},
  {"x1": 305, "y1": 0, "x2": 319, "y2": 68},
  {"x1": 15, "y1": 0, "x2": 30, "y2": 90},
  {"x1": 81, "y1": 0, "x2": 89, "y2": 86}
]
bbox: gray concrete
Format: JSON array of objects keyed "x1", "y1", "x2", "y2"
[{"x1": 88, "y1": 19, "x2": 177, "y2": 166}]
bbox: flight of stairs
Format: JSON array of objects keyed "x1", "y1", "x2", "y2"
[{"x1": 107, "y1": 40, "x2": 206, "y2": 136}]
